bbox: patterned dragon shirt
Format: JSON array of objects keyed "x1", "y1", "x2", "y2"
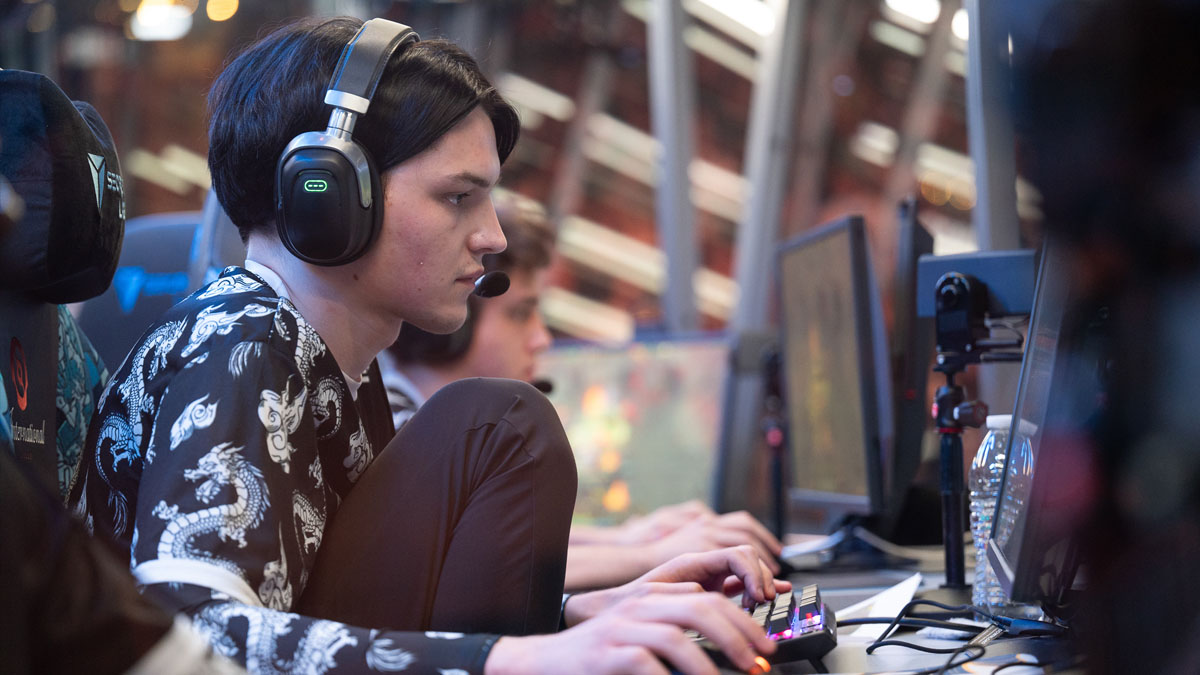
[{"x1": 68, "y1": 267, "x2": 497, "y2": 674}]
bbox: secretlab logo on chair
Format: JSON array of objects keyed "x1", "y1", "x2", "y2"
[{"x1": 87, "y1": 152, "x2": 126, "y2": 219}]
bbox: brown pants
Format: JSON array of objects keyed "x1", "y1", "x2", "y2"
[{"x1": 297, "y1": 377, "x2": 577, "y2": 635}]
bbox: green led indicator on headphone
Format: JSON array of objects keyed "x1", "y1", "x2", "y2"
[{"x1": 303, "y1": 179, "x2": 329, "y2": 193}]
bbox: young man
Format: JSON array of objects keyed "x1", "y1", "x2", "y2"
[
  {"x1": 382, "y1": 190, "x2": 785, "y2": 591},
  {"x1": 69, "y1": 17, "x2": 785, "y2": 675}
]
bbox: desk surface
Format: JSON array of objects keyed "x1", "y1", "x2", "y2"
[
  {"x1": 773, "y1": 633, "x2": 1078, "y2": 674},
  {"x1": 727, "y1": 565, "x2": 1082, "y2": 674}
]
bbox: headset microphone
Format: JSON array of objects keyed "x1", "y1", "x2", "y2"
[{"x1": 473, "y1": 270, "x2": 509, "y2": 297}]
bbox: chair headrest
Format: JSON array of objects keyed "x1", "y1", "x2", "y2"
[{"x1": 0, "y1": 70, "x2": 125, "y2": 303}]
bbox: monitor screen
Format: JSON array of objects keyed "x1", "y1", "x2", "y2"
[
  {"x1": 538, "y1": 336, "x2": 728, "y2": 526},
  {"x1": 988, "y1": 240, "x2": 1102, "y2": 608},
  {"x1": 777, "y1": 216, "x2": 891, "y2": 533}
]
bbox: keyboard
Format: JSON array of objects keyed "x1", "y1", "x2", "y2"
[{"x1": 689, "y1": 584, "x2": 837, "y2": 670}]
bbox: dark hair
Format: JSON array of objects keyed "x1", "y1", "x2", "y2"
[
  {"x1": 207, "y1": 16, "x2": 519, "y2": 241},
  {"x1": 390, "y1": 189, "x2": 556, "y2": 365}
]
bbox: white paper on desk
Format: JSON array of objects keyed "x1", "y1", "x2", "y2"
[
  {"x1": 780, "y1": 528, "x2": 846, "y2": 558},
  {"x1": 834, "y1": 572, "x2": 922, "y2": 640}
]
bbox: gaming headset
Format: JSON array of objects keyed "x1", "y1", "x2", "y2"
[{"x1": 275, "y1": 19, "x2": 419, "y2": 266}]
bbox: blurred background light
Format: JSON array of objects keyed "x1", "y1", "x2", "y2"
[
  {"x1": 952, "y1": 7, "x2": 969, "y2": 41},
  {"x1": 26, "y1": 2, "x2": 56, "y2": 33},
  {"x1": 206, "y1": 0, "x2": 238, "y2": 22},
  {"x1": 884, "y1": 0, "x2": 942, "y2": 26},
  {"x1": 130, "y1": 0, "x2": 193, "y2": 41},
  {"x1": 691, "y1": 0, "x2": 775, "y2": 38}
]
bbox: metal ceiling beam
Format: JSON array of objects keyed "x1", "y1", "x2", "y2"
[
  {"x1": 715, "y1": 0, "x2": 809, "y2": 515},
  {"x1": 965, "y1": 0, "x2": 1019, "y2": 251},
  {"x1": 648, "y1": 0, "x2": 700, "y2": 331}
]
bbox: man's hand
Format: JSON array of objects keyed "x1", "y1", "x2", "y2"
[
  {"x1": 647, "y1": 510, "x2": 784, "y2": 575},
  {"x1": 564, "y1": 545, "x2": 792, "y2": 626},
  {"x1": 485, "y1": 592, "x2": 776, "y2": 675},
  {"x1": 616, "y1": 500, "x2": 716, "y2": 544}
]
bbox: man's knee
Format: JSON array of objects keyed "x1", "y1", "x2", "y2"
[
  {"x1": 422, "y1": 374, "x2": 576, "y2": 497},
  {"x1": 426, "y1": 377, "x2": 558, "y2": 428}
]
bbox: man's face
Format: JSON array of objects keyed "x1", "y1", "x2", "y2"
[
  {"x1": 352, "y1": 107, "x2": 505, "y2": 333},
  {"x1": 459, "y1": 266, "x2": 553, "y2": 383}
]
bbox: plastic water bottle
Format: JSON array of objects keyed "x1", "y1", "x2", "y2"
[
  {"x1": 969, "y1": 414, "x2": 1040, "y2": 618},
  {"x1": 969, "y1": 415, "x2": 1012, "y2": 611}
]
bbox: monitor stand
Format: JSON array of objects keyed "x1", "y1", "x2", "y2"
[
  {"x1": 781, "y1": 517, "x2": 920, "y2": 574},
  {"x1": 913, "y1": 584, "x2": 973, "y2": 611}
]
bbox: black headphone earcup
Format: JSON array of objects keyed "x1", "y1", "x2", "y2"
[{"x1": 275, "y1": 141, "x2": 382, "y2": 266}]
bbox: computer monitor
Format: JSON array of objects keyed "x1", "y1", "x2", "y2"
[
  {"x1": 777, "y1": 215, "x2": 893, "y2": 535},
  {"x1": 987, "y1": 239, "x2": 1102, "y2": 612},
  {"x1": 537, "y1": 335, "x2": 728, "y2": 526},
  {"x1": 886, "y1": 198, "x2": 935, "y2": 537}
]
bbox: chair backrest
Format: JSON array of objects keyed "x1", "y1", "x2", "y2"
[
  {"x1": 0, "y1": 70, "x2": 125, "y2": 497},
  {"x1": 75, "y1": 190, "x2": 246, "y2": 371}
]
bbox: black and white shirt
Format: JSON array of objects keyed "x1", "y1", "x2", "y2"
[{"x1": 69, "y1": 266, "x2": 497, "y2": 674}]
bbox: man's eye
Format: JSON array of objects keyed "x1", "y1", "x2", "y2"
[{"x1": 448, "y1": 192, "x2": 470, "y2": 206}]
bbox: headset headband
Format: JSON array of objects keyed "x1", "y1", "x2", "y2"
[{"x1": 325, "y1": 19, "x2": 419, "y2": 115}]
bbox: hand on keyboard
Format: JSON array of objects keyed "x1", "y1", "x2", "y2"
[
  {"x1": 689, "y1": 584, "x2": 838, "y2": 670},
  {"x1": 563, "y1": 546, "x2": 792, "y2": 626},
  {"x1": 487, "y1": 591, "x2": 778, "y2": 675}
]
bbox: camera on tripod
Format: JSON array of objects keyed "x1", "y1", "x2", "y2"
[{"x1": 934, "y1": 271, "x2": 990, "y2": 361}]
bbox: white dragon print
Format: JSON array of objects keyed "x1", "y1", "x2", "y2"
[
  {"x1": 170, "y1": 394, "x2": 218, "y2": 450},
  {"x1": 152, "y1": 442, "x2": 269, "y2": 577},
  {"x1": 280, "y1": 301, "x2": 326, "y2": 382},
  {"x1": 182, "y1": 303, "x2": 274, "y2": 359},
  {"x1": 259, "y1": 528, "x2": 293, "y2": 611},
  {"x1": 259, "y1": 380, "x2": 307, "y2": 473},
  {"x1": 229, "y1": 341, "x2": 263, "y2": 377},
  {"x1": 95, "y1": 413, "x2": 136, "y2": 536},
  {"x1": 343, "y1": 421, "x2": 372, "y2": 483},
  {"x1": 366, "y1": 630, "x2": 417, "y2": 671},
  {"x1": 312, "y1": 377, "x2": 344, "y2": 440},
  {"x1": 116, "y1": 319, "x2": 186, "y2": 453},
  {"x1": 192, "y1": 603, "x2": 358, "y2": 674},
  {"x1": 292, "y1": 490, "x2": 325, "y2": 556},
  {"x1": 196, "y1": 274, "x2": 264, "y2": 300}
]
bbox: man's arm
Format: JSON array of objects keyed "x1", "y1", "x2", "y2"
[
  {"x1": 490, "y1": 547, "x2": 790, "y2": 675},
  {"x1": 565, "y1": 508, "x2": 784, "y2": 591}
]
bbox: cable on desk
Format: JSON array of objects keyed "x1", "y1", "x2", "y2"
[
  {"x1": 935, "y1": 645, "x2": 986, "y2": 674},
  {"x1": 866, "y1": 597, "x2": 1064, "y2": 647},
  {"x1": 865, "y1": 599, "x2": 993, "y2": 654},
  {"x1": 913, "y1": 644, "x2": 986, "y2": 675}
]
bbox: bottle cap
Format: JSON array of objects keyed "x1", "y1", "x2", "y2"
[
  {"x1": 1015, "y1": 417, "x2": 1039, "y2": 439},
  {"x1": 985, "y1": 414, "x2": 1012, "y2": 430}
]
